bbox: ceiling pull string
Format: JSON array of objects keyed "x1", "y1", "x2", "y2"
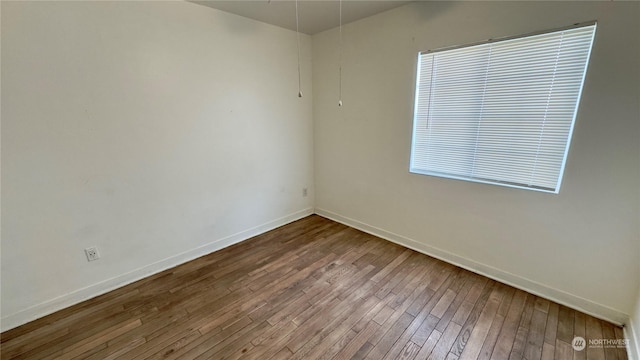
[
  {"x1": 295, "y1": 0, "x2": 303, "y2": 98},
  {"x1": 338, "y1": 0, "x2": 343, "y2": 107}
]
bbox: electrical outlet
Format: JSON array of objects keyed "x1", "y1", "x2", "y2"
[
  {"x1": 302, "y1": 187, "x2": 308, "y2": 197},
  {"x1": 85, "y1": 247, "x2": 100, "y2": 262}
]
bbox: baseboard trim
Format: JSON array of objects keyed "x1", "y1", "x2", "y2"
[
  {"x1": 1, "y1": 208, "x2": 314, "y2": 332},
  {"x1": 626, "y1": 317, "x2": 640, "y2": 360},
  {"x1": 314, "y1": 208, "x2": 628, "y2": 326}
]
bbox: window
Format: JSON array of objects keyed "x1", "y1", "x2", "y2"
[{"x1": 410, "y1": 23, "x2": 596, "y2": 193}]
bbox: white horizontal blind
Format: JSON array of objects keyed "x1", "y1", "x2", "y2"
[{"x1": 410, "y1": 24, "x2": 596, "y2": 193}]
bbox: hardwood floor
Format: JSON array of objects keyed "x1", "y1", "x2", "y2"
[{"x1": 1, "y1": 215, "x2": 628, "y2": 360}]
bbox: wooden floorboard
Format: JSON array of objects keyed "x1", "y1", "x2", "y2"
[{"x1": 1, "y1": 215, "x2": 628, "y2": 360}]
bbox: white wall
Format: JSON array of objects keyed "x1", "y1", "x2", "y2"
[
  {"x1": 1, "y1": 1, "x2": 313, "y2": 331},
  {"x1": 313, "y1": 1, "x2": 639, "y2": 324}
]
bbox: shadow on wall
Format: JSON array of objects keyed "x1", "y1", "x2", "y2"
[
  {"x1": 191, "y1": 0, "x2": 264, "y2": 35},
  {"x1": 189, "y1": 1, "x2": 459, "y2": 36},
  {"x1": 408, "y1": 1, "x2": 458, "y2": 22}
]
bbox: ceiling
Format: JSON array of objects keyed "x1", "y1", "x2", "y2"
[{"x1": 190, "y1": 1, "x2": 411, "y2": 35}]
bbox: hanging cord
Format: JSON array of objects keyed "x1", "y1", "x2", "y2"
[
  {"x1": 295, "y1": 0, "x2": 303, "y2": 98},
  {"x1": 338, "y1": 0, "x2": 343, "y2": 107}
]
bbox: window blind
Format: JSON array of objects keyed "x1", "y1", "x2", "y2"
[{"x1": 410, "y1": 23, "x2": 596, "y2": 193}]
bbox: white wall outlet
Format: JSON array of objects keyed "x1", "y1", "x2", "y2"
[
  {"x1": 85, "y1": 247, "x2": 100, "y2": 262},
  {"x1": 302, "y1": 187, "x2": 308, "y2": 197}
]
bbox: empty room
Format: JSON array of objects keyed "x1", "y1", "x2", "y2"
[{"x1": 1, "y1": 0, "x2": 639, "y2": 359}]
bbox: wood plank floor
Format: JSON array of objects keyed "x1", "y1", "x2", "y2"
[{"x1": 1, "y1": 215, "x2": 628, "y2": 360}]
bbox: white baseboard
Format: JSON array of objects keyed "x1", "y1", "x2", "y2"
[
  {"x1": 314, "y1": 208, "x2": 628, "y2": 326},
  {"x1": 626, "y1": 317, "x2": 640, "y2": 360},
  {"x1": 0, "y1": 208, "x2": 313, "y2": 332}
]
